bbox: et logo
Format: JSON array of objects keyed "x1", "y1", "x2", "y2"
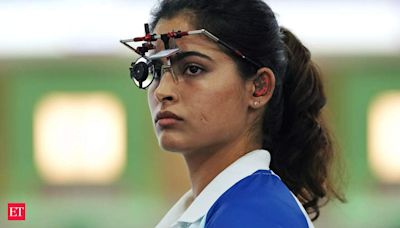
[{"x1": 8, "y1": 203, "x2": 26, "y2": 221}]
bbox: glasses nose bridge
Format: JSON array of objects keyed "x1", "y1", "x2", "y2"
[
  {"x1": 153, "y1": 63, "x2": 180, "y2": 103},
  {"x1": 160, "y1": 63, "x2": 179, "y2": 82}
]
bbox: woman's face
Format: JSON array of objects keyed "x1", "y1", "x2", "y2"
[{"x1": 148, "y1": 14, "x2": 255, "y2": 154}]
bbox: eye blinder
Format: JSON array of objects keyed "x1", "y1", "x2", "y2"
[{"x1": 129, "y1": 57, "x2": 155, "y2": 89}]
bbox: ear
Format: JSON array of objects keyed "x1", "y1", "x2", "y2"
[{"x1": 248, "y1": 67, "x2": 275, "y2": 109}]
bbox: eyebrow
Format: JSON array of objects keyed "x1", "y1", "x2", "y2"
[
  {"x1": 150, "y1": 50, "x2": 214, "y2": 67},
  {"x1": 172, "y1": 51, "x2": 214, "y2": 63}
]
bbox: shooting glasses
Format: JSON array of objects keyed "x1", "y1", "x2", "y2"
[{"x1": 120, "y1": 24, "x2": 262, "y2": 89}]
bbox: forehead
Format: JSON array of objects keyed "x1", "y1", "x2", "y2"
[{"x1": 154, "y1": 14, "x2": 194, "y2": 34}]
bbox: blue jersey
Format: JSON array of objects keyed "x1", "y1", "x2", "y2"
[
  {"x1": 203, "y1": 170, "x2": 310, "y2": 227},
  {"x1": 156, "y1": 150, "x2": 314, "y2": 228}
]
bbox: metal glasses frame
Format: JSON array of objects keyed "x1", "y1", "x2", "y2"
[{"x1": 120, "y1": 24, "x2": 263, "y2": 89}]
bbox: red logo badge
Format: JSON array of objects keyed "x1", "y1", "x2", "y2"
[{"x1": 8, "y1": 203, "x2": 26, "y2": 221}]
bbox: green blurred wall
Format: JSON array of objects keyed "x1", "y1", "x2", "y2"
[
  {"x1": 318, "y1": 57, "x2": 400, "y2": 228},
  {"x1": 0, "y1": 57, "x2": 170, "y2": 227}
]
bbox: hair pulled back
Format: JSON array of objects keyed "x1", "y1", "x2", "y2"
[{"x1": 151, "y1": 0, "x2": 345, "y2": 220}]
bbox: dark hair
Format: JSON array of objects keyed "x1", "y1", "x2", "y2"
[{"x1": 151, "y1": 0, "x2": 345, "y2": 221}]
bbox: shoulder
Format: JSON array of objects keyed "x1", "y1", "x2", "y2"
[{"x1": 204, "y1": 170, "x2": 310, "y2": 228}]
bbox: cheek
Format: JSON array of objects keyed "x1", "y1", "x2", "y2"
[{"x1": 190, "y1": 83, "x2": 247, "y2": 131}]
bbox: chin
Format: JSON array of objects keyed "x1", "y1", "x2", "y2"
[{"x1": 158, "y1": 133, "x2": 191, "y2": 153}]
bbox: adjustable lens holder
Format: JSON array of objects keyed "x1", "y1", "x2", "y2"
[
  {"x1": 120, "y1": 23, "x2": 262, "y2": 89},
  {"x1": 120, "y1": 24, "x2": 190, "y2": 89}
]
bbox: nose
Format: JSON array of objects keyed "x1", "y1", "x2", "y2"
[{"x1": 154, "y1": 70, "x2": 179, "y2": 103}]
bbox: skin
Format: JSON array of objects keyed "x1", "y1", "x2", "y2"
[{"x1": 148, "y1": 13, "x2": 276, "y2": 197}]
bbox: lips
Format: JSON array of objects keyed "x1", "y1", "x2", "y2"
[{"x1": 155, "y1": 111, "x2": 183, "y2": 124}]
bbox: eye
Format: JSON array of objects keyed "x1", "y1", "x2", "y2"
[{"x1": 184, "y1": 64, "x2": 204, "y2": 76}]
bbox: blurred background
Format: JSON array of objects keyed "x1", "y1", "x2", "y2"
[{"x1": 0, "y1": 0, "x2": 399, "y2": 227}]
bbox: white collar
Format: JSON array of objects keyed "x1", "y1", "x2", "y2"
[{"x1": 156, "y1": 149, "x2": 271, "y2": 227}]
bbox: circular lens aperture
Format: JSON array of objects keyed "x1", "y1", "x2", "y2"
[{"x1": 130, "y1": 57, "x2": 155, "y2": 89}]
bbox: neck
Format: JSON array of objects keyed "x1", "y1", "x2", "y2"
[{"x1": 183, "y1": 137, "x2": 261, "y2": 197}]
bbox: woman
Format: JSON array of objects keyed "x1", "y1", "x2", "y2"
[{"x1": 122, "y1": 0, "x2": 344, "y2": 227}]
